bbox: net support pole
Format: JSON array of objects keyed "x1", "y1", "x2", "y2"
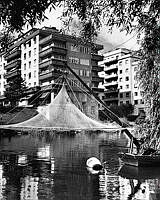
[{"x1": 65, "y1": 65, "x2": 140, "y2": 152}]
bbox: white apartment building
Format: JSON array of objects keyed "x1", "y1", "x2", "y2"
[
  {"x1": 99, "y1": 48, "x2": 145, "y2": 114},
  {"x1": 21, "y1": 34, "x2": 39, "y2": 88},
  {"x1": 0, "y1": 53, "x2": 7, "y2": 96}
]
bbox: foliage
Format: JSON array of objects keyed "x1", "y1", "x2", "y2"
[
  {"x1": 109, "y1": 103, "x2": 134, "y2": 118},
  {"x1": 4, "y1": 76, "x2": 28, "y2": 107},
  {"x1": 0, "y1": 28, "x2": 15, "y2": 51}
]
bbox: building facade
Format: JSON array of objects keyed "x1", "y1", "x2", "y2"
[
  {"x1": 0, "y1": 27, "x2": 103, "y2": 118},
  {"x1": 99, "y1": 48, "x2": 145, "y2": 114}
]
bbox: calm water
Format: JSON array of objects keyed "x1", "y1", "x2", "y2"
[{"x1": 0, "y1": 130, "x2": 160, "y2": 200}]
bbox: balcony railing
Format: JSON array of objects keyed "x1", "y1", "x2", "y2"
[
  {"x1": 105, "y1": 73, "x2": 118, "y2": 79},
  {"x1": 104, "y1": 65, "x2": 118, "y2": 71},
  {"x1": 5, "y1": 49, "x2": 21, "y2": 61},
  {"x1": 92, "y1": 77, "x2": 103, "y2": 82},
  {"x1": 39, "y1": 70, "x2": 61, "y2": 81},
  {"x1": 39, "y1": 58, "x2": 67, "y2": 69},
  {"x1": 39, "y1": 46, "x2": 67, "y2": 58},
  {"x1": 104, "y1": 81, "x2": 118, "y2": 87},
  {"x1": 91, "y1": 54, "x2": 103, "y2": 61},
  {"x1": 39, "y1": 35, "x2": 53, "y2": 45},
  {"x1": 103, "y1": 97, "x2": 119, "y2": 101},
  {"x1": 4, "y1": 69, "x2": 20, "y2": 79},
  {"x1": 104, "y1": 89, "x2": 119, "y2": 94},
  {"x1": 5, "y1": 59, "x2": 21, "y2": 70},
  {"x1": 92, "y1": 66, "x2": 103, "y2": 72}
]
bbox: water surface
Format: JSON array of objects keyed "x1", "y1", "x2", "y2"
[{"x1": 0, "y1": 130, "x2": 159, "y2": 200}]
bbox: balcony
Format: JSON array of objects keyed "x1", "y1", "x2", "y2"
[
  {"x1": 39, "y1": 70, "x2": 61, "y2": 81},
  {"x1": 39, "y1": 46, "x2": 67, "y2": 58},
  {"x1": 4, "y1": 69, "x2": 21, "y2": 79},
  {"x1": 5, "y1": 49, "x2": 21, "y2": 61},
  {"x1": 92, "y1": 77, "x2": 103, "y2": 82},
  {"x1": 105, "y1": 73, "x2": 118, "y2": 80},
  {"x1": 39, "y1": 35, "x2": 53, "y2": 45},
  {"x1": 104, "y1": 65, "x2": 118, "y2": 72},
  {"x1": 104, "y1": 59, "x2": 118, "y2": 66},
  {"x1": 91, "y1": 54, "x2": 103, "y2": 61},
  {"x1": 103, "y1": 97, "x2": 119, "y2": 101},
  {"x1": 104, "y1": 81, "x2": 118, "y2": 87},
  {"x1": 39, "y1": 58, "x2": 67, "y2": 69},
  {"x1": 5, "y1": 59, "x2": 21, "y2": 70},
  {"x1": 92, "y1": 66, "x2": 103, "y2": 72},
  {"x1": 104, "y1": 89, "x2": 119, "y2": 94}
]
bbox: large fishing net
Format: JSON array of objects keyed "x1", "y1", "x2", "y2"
[{"x1": 0, "y1": 84, "x2": 121, "y2": 131}]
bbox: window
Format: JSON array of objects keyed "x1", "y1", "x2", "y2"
[
  {"x1": 126, "y1": 101, "x2": 129, "y2": 104},
  {"x1": 86, "y1": 70, "x2": 90, "y2": 77},
  {"x1": 116, "y1": 55, "x2": 119, "y2": 59},
  {"x1": 24, "y1": 53, "x2": 26, "y2": 60},
  {"x1": 80, "y1": 46, "x2": 89, "y2": 54},
  {"x1": 80, "y1": 59, "x2": 89, "y2": 65},
  {"x1": 134, "y1": 67, "x2": 138, "y2": 71},
  {"x1": 140, "y1": 99, "x2": 144, "y2": 104},
  {"x1": 125, "y1": 76, "x2": 129, "y2": 81},
  {"x1": 120, "y1": 101, "x2": 123, "y2": 105},
  {"x1": 69, "y1": 57, "x2": 79, "y2": 64},
  {"x1": 120, "y1": 93, "x2": 123, "y2": 98},
  {"x1": 24, "y1": 64, "x2": 26, "y2": 70},
  {"x1": 29, "y1": 51, "x2": 31, "y2": 57},
  {"x1": 24, "y1": 74, "x2": 26, "y2": 80},
  {"x1": 125, "y1": 68, "x2": 129, "y2": 73},
  {"x1": 24, "y1": 43, "x2": 26, "y2": 49},
  {"x1": 119, "y1": 78, "x2": 122, "y2": 82},
  {"x1": 28, "y1": 72, "x2": 31, "y2": 79},
  {"x1": 134, "y1": 84, "x2": 137, "y2": 88},
  {"x1": 119, "y1": 70, "x2": 122, "y2": 74},
  {"x1": 33, "y1": 37, "x2": 36, "y2": 44},
  {"x1": 29, "y1": 61, "x2": 31, "y2": 68},
  {"x1": 135, "y1": 92, "x2": 138, "y2": 96},
  {"x1": 126, "y1": 92, "x2": 129, "y2": 97},
  {"x1": 119, "y1": 61, "x2": 122, "y2": 66},
  {"x1": 34, "y1": 70, "x2": 36, "y2": 78},
  {"x1": 71, "y1": 44, "x2": 79, "y2": 52},
  {"x1": 34, "y1": 48, "x2": 36, "y2": 56},
  {"x1": 34, "y1": 59, "x2": 36, "y2": 65},
  {"x1": 34, "y1": 82, "x2": 36, "y2": 86},
  {"x1": 134, "y1": 100, "x2": 138, "y2": 105},
  {"x1": 28, "y1": 40, "x2": 31, "y2": 47},
  {"x1": 125, "y1": 59, "x2": 129, "y2": 64},
  {"x1": 79, "y1": 70, "x2": 83, "y2": 76},
  {"x1": 120, "y1": 86, "x2": 122, "y2": 89},
  {"x1": 126, "y1": 84, "x2": 129, "y2": 89}
]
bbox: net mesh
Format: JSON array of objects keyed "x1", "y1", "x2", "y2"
[{"x1": 0, "y1": 84, "x2": 121, "y2": 131}]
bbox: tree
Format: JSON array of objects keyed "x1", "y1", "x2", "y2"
[
  {"x1": 4, "y1": 76, "x2": 28, "y2": 107},
  {"x1": 0, "y1": 0, "x2": 159, "y2": 150}
]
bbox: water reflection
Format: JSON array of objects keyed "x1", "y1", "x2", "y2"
[{"x1": 0, "y1": 130, "x2": 159, "y2": 199}]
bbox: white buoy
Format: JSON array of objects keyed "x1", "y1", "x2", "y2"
[{"x1": 86, "y1": 157, "x2": 103, "y2": 172}]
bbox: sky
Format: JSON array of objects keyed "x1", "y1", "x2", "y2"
[{"x1": 34, "y1": 7, "x2": 139, "y2": 53}]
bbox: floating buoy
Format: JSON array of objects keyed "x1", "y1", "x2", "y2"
[{"x1": 86, "y1": 157, "x2": 103, "y2": 172}]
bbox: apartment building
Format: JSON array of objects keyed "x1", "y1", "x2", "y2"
[
  {"x1": 0, "y1": 52, "x2": 7, "y2": 106},
  {"x1": 1, "y1": 27, "x2": 103, "y2": 118},
  {"x1": 99, "y1": 48, "x2": 145, "y2": 114}
]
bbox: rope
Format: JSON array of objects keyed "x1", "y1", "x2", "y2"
[
  {"x1": 65, "y1": 77, "x2": 84, "y2": 111},
  {"x1": 6, "y1": 75, "x2": 63, "y2": 124}
]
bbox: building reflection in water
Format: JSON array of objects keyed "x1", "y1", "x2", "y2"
[
  {"x1": 0, "y1": 165, "x2": 6, "y2": 199},
  {"x1": 0, "y1": 133, "x2": 160, "y2": 199}
]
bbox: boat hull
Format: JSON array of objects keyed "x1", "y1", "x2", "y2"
[{"x1": 118, "y1": 152, "x2": 160, "y2": 167}]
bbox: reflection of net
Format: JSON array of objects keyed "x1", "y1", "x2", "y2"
[{"x1": 1, "y1": 85, "x2": 121, "y2": 131}]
